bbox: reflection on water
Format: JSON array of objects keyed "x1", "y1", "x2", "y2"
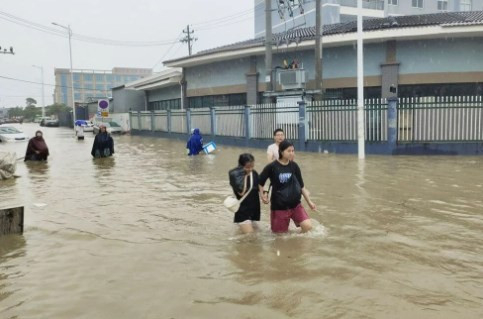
[{"x1": 1, "y1": 124, "x2": 483, "y2": 318}]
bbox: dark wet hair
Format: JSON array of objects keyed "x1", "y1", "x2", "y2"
[
  {"x1": 273, "y1": 128, "x2": 284, "y2": 136},
  {"x1": 238, "y1": 153, "x2": 255, "y2": 167},
  {"x1": 278, "y1": 140, "x2": 294, "y2": 159}
]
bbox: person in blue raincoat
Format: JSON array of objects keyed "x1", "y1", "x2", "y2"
[{"x1": 186, "y1": 128, "x2": 203, "y2": 156}]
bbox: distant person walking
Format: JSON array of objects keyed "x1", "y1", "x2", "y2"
[
  {"x1": 259, "y1": 140, "x2": 316, "y2": 233},
  {"x1": 229, "y1": 153, "x2": 261, "y2": 234},
  {"x1": 267, "y1": 128, "x2": 285, "y2": 162},
  {"x1": 187, "y1": 128, "x2": 203, "y2": 156},
  {"x1": 91, "y1": 124, "x2": 114, "y2": 158},
  {"x1": 25, "y1": 130, "x2": 49, "y2": 161}
]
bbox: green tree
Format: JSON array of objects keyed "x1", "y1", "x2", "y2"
[
  {"x1": 7, "y1": 106, "x2": 24, "y2": 118},
  {"x1": 45, "y1": 103, "x2": 70, "y2": 117},
  {"x1": 23, "y1": 105, "x2": 41, "y2": 121},
  {"x1": 26, "y1": 97, "x2": 37, "y2": 107}
]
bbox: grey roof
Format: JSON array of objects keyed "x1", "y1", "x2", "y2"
[{"x1": 165, "y1": 11, "x2": 483, "y2": 64}]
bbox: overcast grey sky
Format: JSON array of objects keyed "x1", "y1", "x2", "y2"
[{"x1": 0, "y1": 0, "x2": 254, "y2": 108}]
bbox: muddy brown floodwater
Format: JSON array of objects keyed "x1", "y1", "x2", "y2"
[{"x1": 1, "y1": 123, "x2": 483, "y2": 318}]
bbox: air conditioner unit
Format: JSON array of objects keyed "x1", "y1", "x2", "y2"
[{"x1": 278, "y1": 69, "x2": 307, "y2": 90}]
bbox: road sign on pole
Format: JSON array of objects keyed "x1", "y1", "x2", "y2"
[{"x1": 98, "y1": 99, "x2": 109, "y2": 118}]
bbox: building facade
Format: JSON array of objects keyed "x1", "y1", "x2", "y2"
[
  {"x1": 53, "y1": 67, "x2": 152, "y2": 107},
  {"x1": 255, "y1": 0, "x2": 483, "y2": 38},
  {"x1": 386, "y1": 0, "x2": 483, "y2": 16},
  {"x1": 255, "y1": 0, "x2": 386, "y2": 38},
  {"x1": 133, "y1": 12, "x2": 482, "y2": 110}
]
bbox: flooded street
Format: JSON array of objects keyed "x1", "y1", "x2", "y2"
[{"x1": 1, "y1": 123, "x2": 483, "y2": 318}]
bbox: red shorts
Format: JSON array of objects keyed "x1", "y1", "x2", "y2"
[{"x1": 270, "y1": 204, "x2": 310, "y2": 233}]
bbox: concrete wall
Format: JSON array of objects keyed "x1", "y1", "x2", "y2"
[
  {"x1": 127, "y1": 35, "x2": 483, "y2": 105},
  {"x1": 147, "y1": 85, "x2": 180, "y2": 102},
  {"x1": 255, "y1": 42, "x2": 386, "y2": 82},
  {"x1": 185, "y1": 58, "x2": 251, "y2": 95},
  {"x1": 112, "y1": 88, "x2": 145, "y2": 113},
  {"x1": 397, "y1": 38, "x2": 483, "y2": 74}
]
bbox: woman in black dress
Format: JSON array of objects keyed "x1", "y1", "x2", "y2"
[{"x1": 228, "y1": 153, "x2": 261, "y2": 234}]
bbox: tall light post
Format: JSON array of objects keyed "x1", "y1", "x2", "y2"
[
  {"x1": 357, "y1": 0, "x2": 365, "y2": 159},
  {"x1": 32, "y1": 65, "x2": 46, "y2": 118},
  {"x1": 52, "y1": 22, "x2": 76, "y2": 129}
]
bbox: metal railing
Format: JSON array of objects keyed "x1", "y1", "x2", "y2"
[
  {"x1": 190, "y1": 107, "x2": 211, "y2": 135},
  {"x1": 130, "y1": 95, "x2": 483, "y2": 144},
  {"x1": 398, "y1": 96, "x2": 483, "y2": 142},
  {"x1": 170, "y1": 110, "x2": 186, "y2": 134},
  {"x1": 215, "y1": 106, "x2": 245, "y2": 137},
  {"x1": 153, "y1": 111, "x2": 168, "y2": 132},
  {"x1": 140, "y1": 111, "x2": 151, "y2": 131},
  {"x1": 307, "y1": 99, "x2": 387, "y2": 142},
  {"x1": 250, "y1": 103, "x2": 299, "y2": 140}
]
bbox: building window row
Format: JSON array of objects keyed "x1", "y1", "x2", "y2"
[
  {"x1": 438, "y1": 0, "x2": 448, "y2": 11},
  {"x1": 148, "y1": 99, "x2": 181, "y2": 111},
  {"x1": 388, "y1": 0, "x2": 398, "y2": 6},
  {"x1": 412, "y1": 0, "x2": 423, "y2": 9},
  {"x1": 188, "y1": 93, "x2": 247, "y2": 109},
  {"x1": 460, "y1": 0, "x2": 472, "y2": 11}
]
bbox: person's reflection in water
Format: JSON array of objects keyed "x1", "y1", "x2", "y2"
[
  {"x1": 228, "y1": 236, "x2": 318, "y2": 285},
  {"x1": 25, "y1": 159, "x2": 49, "y2": 175},
  {"x1": 186, "y1": 155, "x2": 204, "y2": 175},
  {"x1": 93, "y1": 157, "x2": 116, "y2": 187}
]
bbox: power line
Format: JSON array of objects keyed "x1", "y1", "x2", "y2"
[
  {"x1": 152, "y1": 32, "x2": 183, "y2": 69},
  {"x1": 0, "y1": 10, "x2": 181, "y2": 47},
  {"x1": 152, "y1": 43, "x2": 183, "y2": 70},
  {"x1": 0, "y1": 74, "x2": 113, "y2": 92}
]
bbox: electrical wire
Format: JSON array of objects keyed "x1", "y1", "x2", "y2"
[
  {"x1": 0, "y1": 10, "x2": 181, "y2": 47},
  {"x1": 0, "y1": 74, "x2": 114, "y2": 92},
  {"x1": 152, "y1": 35, "x2": 183, "y2": 70}
]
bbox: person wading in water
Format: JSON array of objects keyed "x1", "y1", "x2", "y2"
[
  {"x1": 25, "y1": 130, "x2": 49, "y2": 161},
  {"x1": 91, "y1": 124, "x2": 114, "y2": 158},
  {"x1": 259, "y1": 140, "x2": 316, "y2": 233}
]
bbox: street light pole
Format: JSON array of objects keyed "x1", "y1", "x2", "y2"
[
  {"x1": 357, "y1": 0, "x2": 365, "y2": 159},
  {"x1": 52, "y1": 22, "x2": 76, "y2": 129},
  {"x1": 32, "y1": 65, "x2": 46, "y2": 118}
]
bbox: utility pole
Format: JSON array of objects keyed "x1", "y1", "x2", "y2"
[
  {"x1": 315, "y1": 0, "x2": 323, "y2": 98},
  {"x1": 32, "y1": 65, "x2": 46, "y2": 118},
  {"x1": 0, "y1": 46, "x2": 15, "y2": 55},
  {"x1": 265, "y1": 0, "x2": 273, "y2": 92},
  {"x1": 52, "y1": 22, "x2": 76, "y2": 129},
  {"x1": 357, "y1": 0, "x2": 365, "y2": 159},
  {"x1": 181, "y1": 25, "x2": 197, "y2": 56}
]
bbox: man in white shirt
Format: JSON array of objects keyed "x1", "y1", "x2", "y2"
[{"x1": 266, "y1": 128, "x2": 285, "y2": 162}]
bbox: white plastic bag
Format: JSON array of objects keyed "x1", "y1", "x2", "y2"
[{"x1": 0, "y1": 152, "x2": 17, "y2": 180}]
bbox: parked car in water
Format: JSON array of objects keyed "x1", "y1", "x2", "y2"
[
  {"x1": 39, "y1": 117, "x2": 52, "y2": 126},
  {"x1": 92, "y1": 121, "x2": 123, "y2": 135},
  {"x1": 0, "y1": 126, "x2": 28, "y2": 143},
  {"x1": 44, "y1": 119, "x2": 60, "y2": 127}
]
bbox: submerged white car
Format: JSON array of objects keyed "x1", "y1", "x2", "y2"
[
  {"x1": 93, "y1": 121, "x2": 123, "y2": 135},
  {"x1": 0, "y1": 126, "x2": 28, "y2": 143}
]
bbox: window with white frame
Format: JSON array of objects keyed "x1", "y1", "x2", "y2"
[
  {"x1": 438, "y1": 0, "x2": 448, "y2": 10},
  {"x1": 388, "y1": 0, "x2": 398, "y2": 5},
  {"x1": 412, "y1": 0, "x2": 423, "y2": 8},
  {"x1": 460, "y1": 0, "x2": 472, "y2": 11}
]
